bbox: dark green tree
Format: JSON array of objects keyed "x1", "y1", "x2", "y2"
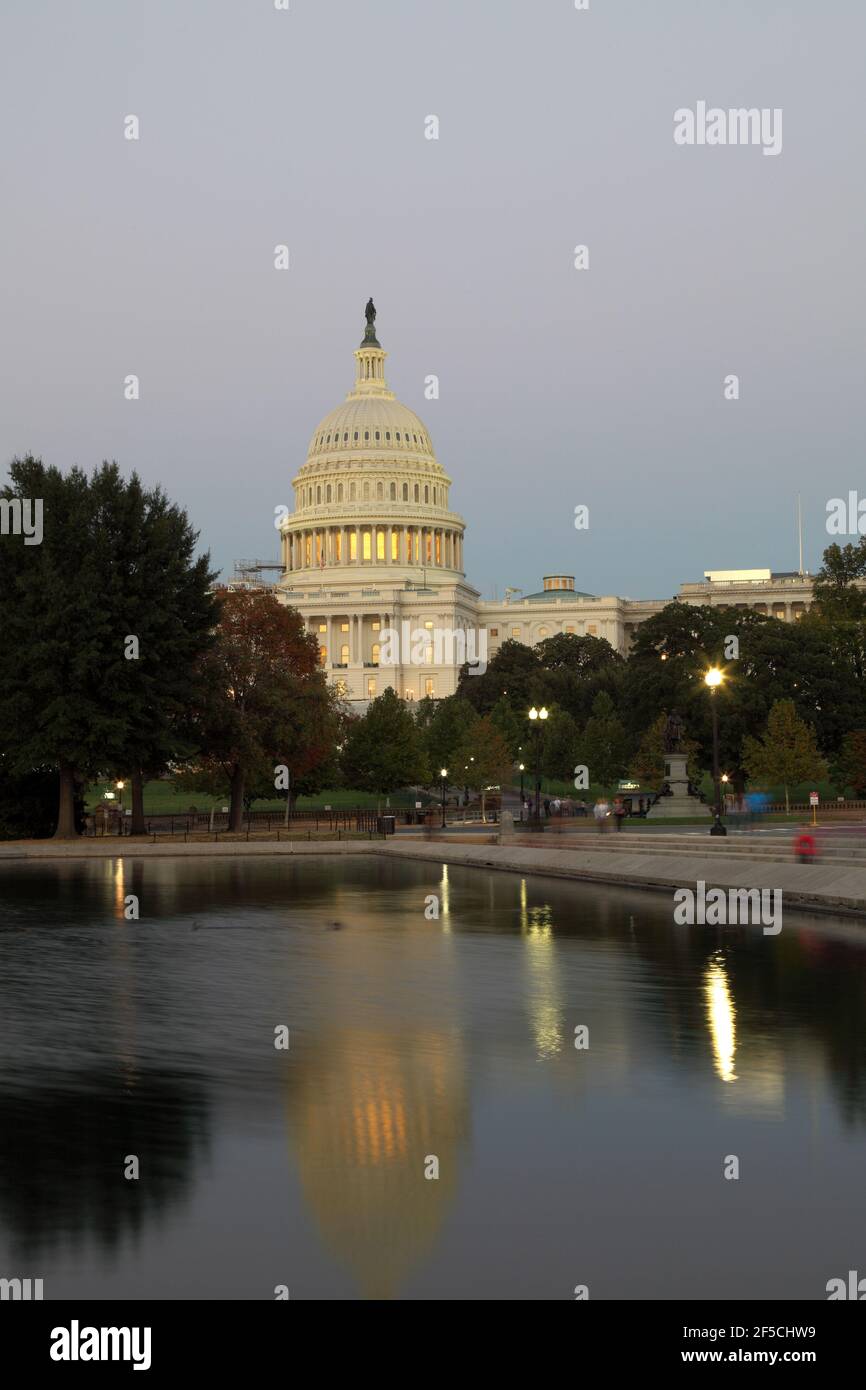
[
  {"x1": 578, "y1": 691, "x2": 631, "y2": 793},
  {"x1": 541, "y1": 709, "x2": 580, "y2": 781},
  {"x1": 341, "y1": 688, "x2": 430, "y2": 804},
  {"x1": 0, "y1": 457, "x2": 216, "y2": 838}
]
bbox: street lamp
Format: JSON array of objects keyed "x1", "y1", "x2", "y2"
[
  {"x1": 528, "y1": 706, "x2": 549, "y2": 825},
  {"x1": 518, "y1": 762, "x2": 525, "y2": 803},
  {"x1": 440, "y1": 768, "x2": 448, "y2": 829},
  {"x1": 704, "y1": 668, "x2": 727, "y2": 836},
  {"x1": 116, "y1": 780, "x2": 125, "y2": 815}
]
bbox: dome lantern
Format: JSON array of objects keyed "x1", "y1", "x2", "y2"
[{"x1": 351, "y1": 298, "x2": 391, "y2": 400}]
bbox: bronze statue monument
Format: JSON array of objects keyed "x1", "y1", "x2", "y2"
[
  {"x1": 662, "y1": 711, "x2": 685, "y2": 754},
  {"x1": 361, "y1": 297, "x2": 380, "y2": 347}
]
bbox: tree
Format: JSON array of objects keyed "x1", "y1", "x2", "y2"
[
  {"x1": 488, "y1": 694, "x2": 524, "y2": 760},
  {"x1": 578, "y1": 691, "x2": 631, "y2": 793},
  {"x1": 0, "y1": 457, "x2": 216, "y2": 838},
  {"x1": 831, "y1": 731, "x2": 866, "y2": 797},
  {"x1": 741, "y1": 699, "x2": 826, "y2": 813},
  {"x1": 185, "y1": 588, "x2": 329, "y2": 831},
  {"x1": 341, "y1": 688, "x2": 430, "y2": 804},
  {"x1": 541, "y1": 709, "x2": 579, "y2": 781},
  {"x1": 0, "y1": 761, "x2": 85, "y2": 840},
  {"x1": 419, "y1": 695, "x2": 477, "y2": 779},
  {"x1": 456, "y1": 638, "x2": 540, "y2": 715},
  {"x1": 452, "y1": 715, "x2": 512, "y2": 820},
  {"x1": 810, "y1": 539, "x2": 866, "y2": 622}
]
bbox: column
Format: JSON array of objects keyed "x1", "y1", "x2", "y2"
[
  {"x1": 355, "y1": 526, "x2": 361, "y2": 565},
  {"x1": 326, "y1": 617, "x2": 332, "y2": 666}
]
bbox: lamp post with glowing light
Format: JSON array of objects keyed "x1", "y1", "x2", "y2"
[
  {"x1": 528, "y1": 706, "x2": 549, "y2": 825},
  {"x1": 704, "y1": 668, "x2": 727, "y2": 836},
  {"x1": 440, "y1": 768, "x2": 448, "y2": 829},
  {"x1": 518, "y1": 762, "x2": 525, "y2": 804}
]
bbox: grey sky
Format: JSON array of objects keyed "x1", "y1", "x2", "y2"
[{"x1": 1, "y1": 0, "x2": 863, "y2": 599}]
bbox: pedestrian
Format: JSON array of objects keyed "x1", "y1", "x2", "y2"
[
  {"x1": 594, "y1": 797, "x2": 610, "y2": 832},
  {"x1": 613, "y1": 797, "x2": 627, "y2": 831},
  {"x1": 553, "y1": 797, "x2": 561, "y2": 815},
  {"x1": 543, "y1": 797, "x2": 551, "y2": 818}
]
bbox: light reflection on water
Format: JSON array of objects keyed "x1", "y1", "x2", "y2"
[{"x1": 0, "y1": 854, "x2": 865, "y2": 1300}]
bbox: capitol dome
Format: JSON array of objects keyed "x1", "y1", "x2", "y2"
[{"x1": 281, "y1": 302, "x2": 465, "y2": 582}]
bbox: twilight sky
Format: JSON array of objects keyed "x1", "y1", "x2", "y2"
[{"x1": 1, "y1": 0, "x2": 863, "y2": 599}]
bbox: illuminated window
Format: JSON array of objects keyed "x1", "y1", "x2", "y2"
[
  {"x1": 425, "y1": 678, "x2": 434, "y2": 696},
  {"x1": 391, "y1": 531, "x2": 398, "y2": 560},
  {"x1": 362, "y1": 531, "x2": 371, "y2": 561},
  {"x1": 376, "y1": 530, "x2": 385, "y2": 561},
  {"x1": 539, "y1": 626, "x2": 548, "y2": 637},
  {"x1": 334, "y1": 532, "x2": 342, "y2": 561},
  {"x1": 512, "y1": 626, "x2": 520, "y2": 638},
  {"x1": 424, "y1": 621, "x2": 433, "y2": 630},
  {"x1": 340, "y1": 644, "x2": 349, "y2": 663},
  {"x1": 435, "y1": 533, "x2": 441, "y2": 564},
  {"x1": 349, "y1": 532, "x2": 357, "y2": 561},
  {"x1": 319, "y1": 646, "x2": 327, "y2": 666},
  {"x1": 372, "y1": 621, "x2": 380, "y2": 632},
  {"x1": 318, "y1": 623, "x2": 326, "y2": 633},
  {"x1": 404, "y1": 688, "x2": 415, "y2": 701},
  {"x1": 565, "y1": 625, "x2": 575, "y2": 634},
  {"x1": 587, "y1": 624, "x2": 598, "y2": 636},
  {"x1": 305, "y1": 536, "x2": 312, "y2": 565},
  {"x1": 340, "y1": 622, "x2": 349, "y2": 632},
  {"x1": 367, "y1": 677, "x2": 376, "y2": 698},
  {"x1": 371, "y1": 643, "x2": 380, "y2": 664},
  {"x1": 425, "y1": 533, "x2": 433, "y2": 563},
  {"x1": 315, "y1": 534, "x2": 323, "y2": 565}
]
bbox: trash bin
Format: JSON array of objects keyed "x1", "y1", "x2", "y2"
[{"x1": 377, "y1": 815, "x2": 396, "y2": 835}]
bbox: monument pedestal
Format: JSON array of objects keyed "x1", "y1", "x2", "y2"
[{"x1": 647, "y1": 752, "x2": 710, "y2": 819}]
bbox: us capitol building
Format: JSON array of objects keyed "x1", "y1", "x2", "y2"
[{"x1": 253, "y1": 303, "x2": 815, "y2": 707}]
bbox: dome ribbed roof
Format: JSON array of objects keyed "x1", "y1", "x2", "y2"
[{"x1": 308, "y1": 397, "x2": 435, "y2": 460}]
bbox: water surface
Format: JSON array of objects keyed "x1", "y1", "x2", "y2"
[{"x1": 1, "y1": 855, "x2": 864, "y2": 1300}]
